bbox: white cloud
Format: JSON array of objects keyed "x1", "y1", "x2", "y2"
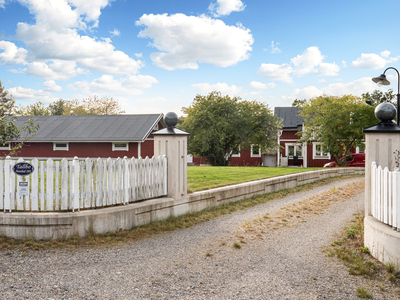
[
  {"x1": 192, "y1": 82, "x2": 242, "y2": 96},
  {"x1": 291, "y1": 86, "x2": 324, "y2": 99},
  {"x1": 323, "y1": 77, "x2": 377, "y2": 95},
  {"x1": 8, "y1": 86, "x2": 59, "y2": 103},
  {"x1": 0, "y1": 0, "x2": 5, "y2": 8},
  {"x1": 209, "y1": 0, "x2": 246, "y2": 16},
  {"x1": 257, "y1": 63, "x2": 293, "y2": 83},
  {"x1": 248, "y1": 81, "x2": 276, "y2": 89},
  {"x1": 258, "y1": 46, "x2": 339, "y2": 83},
  {"x1": 110, "y1": 29, "x2": 120, "y2": 37},
  {"x1": 135, "y1": 53, "x2": 143, "y2": 58},
  {"x1": 68, "y1": 74, "x2": 158, "y2": 96},
  {"x1": 318, "y1": 79, "x2": 326, "y2": 83},
  {"x1": 380, "y1": 50, "x2": 390, "y2": 58},
  {"x1": 42, "y1": 80, "x2": 62, "y2": 92},
  {"x1": 270, "y1": 41, "x2": 281, "y2": 54},
  {"x1": 314, "y1": 62, "x2": 340, "y2": 76},
  {"x1": 342, "y1": 60, "x2": 347, "y2": 67},
  {"x1": 0, "y1": 41, "x2": 28, "y2": 65},
  {"x1": 1, "y1": 0, "x2": 142, "y2": 80},
  {"x1": 351, "y1": 53, "x2": 390, "y2": 70},
  {"x1": 21, "y1": 60, "x2": 86, "y2": 80},
  {"x1": 137, "y1": 97, "x2": 167, "y2": 104},
  {"x1": 136, "y1": 13, "x2": 253, "y2": 70},
  {"x1": 291, "y1": 46, "x2": 324, "y2": 75}
]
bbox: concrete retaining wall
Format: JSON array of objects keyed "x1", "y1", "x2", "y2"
[
  {"x1": 0, "y1": 167, "x2": 364, "y2": 240},
  {"x1": 364, "y1": 216, "x2": 400, "y2": 269}
]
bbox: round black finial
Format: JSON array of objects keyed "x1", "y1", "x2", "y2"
[
  {"x1": 164, "y1": 112, "x2": 178, "y2": 128},
  {"x1": 375, "y1": 102, "x2": 397, "y2": 123}
]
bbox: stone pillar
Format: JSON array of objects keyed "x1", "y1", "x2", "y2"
[
  {"x1": 153, "y1": 112, "x2": 190, "y2": 201},
  {"x1": 363, "y1": 103, "x2": 400, "y2": 267}
]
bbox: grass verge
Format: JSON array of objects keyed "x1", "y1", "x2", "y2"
[
  {"x1": 325, "y1": 214, "x2": 400, "y2": 298},
  {"x1": 187, "y1": 166, "x2": 324, "y2": 192},
  {"x1": 0, "y1": 174, "x2": 362, "y2": 252}
]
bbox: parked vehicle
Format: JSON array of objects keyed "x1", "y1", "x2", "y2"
[{"x1": 323, "y1": 153, "x2": 365, "y2": 167}]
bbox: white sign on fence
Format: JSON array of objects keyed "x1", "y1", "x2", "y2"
[{"x1": 18, "y1": 182, "x2": 29, "y2": 196}]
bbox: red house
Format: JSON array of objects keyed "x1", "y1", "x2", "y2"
[
  {"x1": 1, "y1": 114, "x2": 164, "y2": 159},
  {"x1": 275, "y1": 106, "x2": 333, "y2": 167}
]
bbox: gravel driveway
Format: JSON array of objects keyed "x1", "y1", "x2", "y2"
[{"x1": 0, "y1": 177, "x2": 383, "y2": 300}]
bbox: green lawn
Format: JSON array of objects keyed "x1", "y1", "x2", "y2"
[{"x1": 187, "y1": 166, "x2": 324, "y2": 192}]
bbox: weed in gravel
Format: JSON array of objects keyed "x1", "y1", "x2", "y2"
[
  {"x1": 205, "y1": 252, "x2": 213, "y2": 257},
  {"x1": 356, "y1": 287, "x2": 372, "y2": 298},
  {"x1": 326, "y1": 213, "x2": 400, "y2": 298},
  {"x1": 233, "y1": 242, "x2": 241, "y2": 249}
]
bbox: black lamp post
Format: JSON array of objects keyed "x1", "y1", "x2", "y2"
[{"x1": 372, "y1": 67, "x2": 400, "y2": 126}]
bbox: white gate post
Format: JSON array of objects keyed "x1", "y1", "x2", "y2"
[
  {"x1": 4, "y1": 156, "x2": 11, "y2": 212},
  {"x1": 153, "y1": 112, "x2": 190, "y2": 201}
]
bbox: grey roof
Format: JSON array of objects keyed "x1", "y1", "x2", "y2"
[
  {"x1": 274, "y1": 107, "x2": 303, "y2": 130},
  {"x1": 12, "y1": 114, "x2": 163, "y2": 142}
]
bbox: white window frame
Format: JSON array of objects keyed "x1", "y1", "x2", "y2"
[
  {"x1": 153, "y1": 123, "x2": 159, "y2": 130},
  {"x1": 250, "y1": 144, "x2": 261, "y2": 158},
  {"x1": 231, "y1": 145, "x2": 241, "y2": 158},
  {"x1": 285, "y1": 143, "x2": 303, "y2": 158},
  {"x1": 312, "y1": 142, "x2": 330, "y2": 159},
  {"x1": 0, "y1": 143, "x2": 11, "y2": 150},
  {"x1": 53, "y1": 142, "x2": 69, "y2": 151},
  {"x1": 112, "y1": 142, "x2": 129, "y2": 151}
]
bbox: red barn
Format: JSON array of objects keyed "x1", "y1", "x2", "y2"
[{"x1": 1, "y1": 114, "x2": 164, "y2": 159}]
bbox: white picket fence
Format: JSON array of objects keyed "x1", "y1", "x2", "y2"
[
  {"x1": 1, "y1": 155, "x2": 167, "y2": 213},
  {"x1": 371, "y1": 162, "x2": 400, "y2": 231}
]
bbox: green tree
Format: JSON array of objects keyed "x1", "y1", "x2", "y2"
[
  {"x1": 83, "y1": 96, "x2": 125, "y2": 115},
  {"x1": 361, "y1": 89, "x2": 396, "y2": 106},
  {"x1": 291, "y1": 99, "x2": 306, "y2": 107},
  {"x1": 23, "y1": 101, "x2": 50, "y2": 116},
  {"x1": 0, "y1": 79, "x2": 15, "y2": 116},
  {"x1": 48, "y1": 99, "x2": 66, "y2": 115},
  {"x1": 0, "y1": 80, "x2": 39, "y2": 156},
  {"x1": 297, "y1": 95, "x2": 376, "y2": 166},
  {"x1": 180, "y1": 91, "x2": 280, "y2": 166}
]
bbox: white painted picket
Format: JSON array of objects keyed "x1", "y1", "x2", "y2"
[
  {"x1": 371, "y1": 161, "x2": 400, "y2": 231},
  {"x1": 1, "y1": 155, "x2": 167, "y2": 213}
]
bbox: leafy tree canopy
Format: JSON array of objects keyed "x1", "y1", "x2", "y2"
[
  {"x1": 0, "y1": 79, "x2": 15, "y2": 117},
  {"x1": 361, "y1": 89, "x2": 395, "y2": 106},
  {"x1": 180, "y1": 91, "x2": 280, "y2": 166},
  {"x1": 0, "y1": 80, "x2": 39, "y2": 156},
  {"x1": 16, "y1": 96, "x2": 125, "y2": 116},
  {"x1": 297, "y1": 94, "x2": 377, "y2": 166},
  {"x1": 291, "y1": 99, "x2": 306, "y2": 107}
]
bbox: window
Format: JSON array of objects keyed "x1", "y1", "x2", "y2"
[
  {"x1": 53, "y1": 143, "x2": 69, "y2": 151},
  {"x1": 285, "y1": 143, "x2": 303, "y2": 158},
  {"x1": 313, "y1": 142, "x2": 330, "y2": 159},
  {"x1": 112, "y1": 142, "x2": 129, "y2": 151},
  {"x1": 231, "y1": 145, "x2": 240, "y2": 157},
  {"x1": 0, "y1": 143, "x2": 11, "y2": 150},
  {"x1": 251, "y1": 144, "x2": 261, "y2": 157}
]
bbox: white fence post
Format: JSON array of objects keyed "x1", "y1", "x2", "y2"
[
  {"x1": 383, "y1": 167, "x2": 389, "y2": 224},
  {"x1": 394, "y1": 168, "x2": 400, "y2": 231},
  {"x1": 0, "y1": 160, "x2": 3, "y2": 211},
  {"x1": 73, "y1": 156, "x2": 79, "y2": 212},
  {"x1": 31, "y1": 158, "x2": 39, "y2": 211},
  {"x1": 16, "y1": 157, "x2": 24, "y2": 211},
  {"x1": 61, "y1": 158, "x2": 68, "y2": 210},
  {"x1": 4, "y1": 156, "x2": 11, "y2": 212},
  {"x1": 46, "y1": 158, "x2": 54, "y2": 211}
]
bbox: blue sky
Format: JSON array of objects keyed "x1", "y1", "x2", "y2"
[{"x1": 0, "y1": 0, "x2": 399, "y2": 115}]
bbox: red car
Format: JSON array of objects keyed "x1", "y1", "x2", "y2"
[{"x1": 323, "y1": 153, "x2": 365, "y2": 167}]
